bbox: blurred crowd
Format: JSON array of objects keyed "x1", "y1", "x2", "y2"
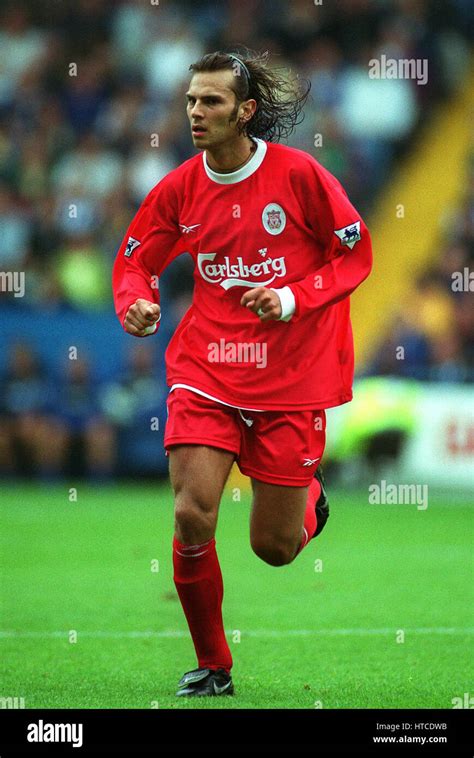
[
  {"x1": 0, "y1": 339, "x2": 167, "y2": 479},
  {"x1": 0, "y1": 0, "x2": 472, "y2": 477},
  {"x1": 369, "y1": 157, "x2": 474, "y2": 382}
]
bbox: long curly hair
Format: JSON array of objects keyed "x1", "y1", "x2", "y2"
[{"x1": 188, "y1": 48, "x2": 311, "y2": 142}]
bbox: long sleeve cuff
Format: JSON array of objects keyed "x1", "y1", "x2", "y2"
[
  {"x1": 271, "y1": 286, "x2": 296, "y2": 322},
  {"x1": 143, "y1": 313, "x2": 161, "y2": 335}
]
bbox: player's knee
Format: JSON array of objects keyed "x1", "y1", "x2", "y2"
[
  {"x1": 174, "y1": 495, "x2": 215, "y2": 540},
  {"x1": 251, "y1": 536, "x2": 295, "y2": 567}
]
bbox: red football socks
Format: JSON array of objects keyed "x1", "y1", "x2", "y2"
[
  {"x1": 173, "y1": 536, "x2": 232, "y2": 673},
  {"x1": 296, "y1": 476, "x2": 321, "y2": 554}
]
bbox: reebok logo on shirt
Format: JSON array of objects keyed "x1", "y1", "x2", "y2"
[{"x1": 179, "y1": 223, "x2": 201, "y2": 234}]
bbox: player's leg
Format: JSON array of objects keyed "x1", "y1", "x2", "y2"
[
  {"x1": 249, "y1": 480, "x2": 308, "y2": 565},
  {"x1": 170, "y1": 443, "x2": 234, "y2": 544},
  {"x1": 249, "y1": 469, "x2": 328, "y2": 565},
  {"x1": 169, "y1": 444, "x2": 235, "y2": 695},
  {"x1": 238, "y1": 407, "x2": 329, "y2": 565}
]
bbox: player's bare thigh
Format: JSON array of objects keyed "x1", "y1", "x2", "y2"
[
  {"x1": 249, "y1": 479, "x2": 309, "y2": 566},
  {"x1": 169, "y1": 445, "x2": 235, "y2": 544}
]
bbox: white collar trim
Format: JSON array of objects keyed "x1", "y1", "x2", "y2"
[{"x1": 203, "y1": 138, "x2": 267, "y2": 184}]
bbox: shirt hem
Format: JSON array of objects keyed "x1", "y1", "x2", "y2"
[{"x1": 168, "y1": 380, "x2": 352, "y2": 411}]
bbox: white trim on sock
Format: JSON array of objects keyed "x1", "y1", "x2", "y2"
[{"x1": 175, "y1": 549, "x2": 210, "y2": 558}]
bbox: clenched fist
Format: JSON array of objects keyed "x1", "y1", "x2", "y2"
[
  {"x1": 124, "y1": 298, "x2": 161, "y2": 337},
  {"x1": 240, "y1": 287, "x2": 282, "y2": 322}
]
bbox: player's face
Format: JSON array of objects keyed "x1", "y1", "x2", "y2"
[{"x1": 186, "y1": 71, "x2": 248, "y2": 149}]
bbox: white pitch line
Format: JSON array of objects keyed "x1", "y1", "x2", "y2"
[{"x1": 0, "y1": 628, "x2": 473, "y2": 639}]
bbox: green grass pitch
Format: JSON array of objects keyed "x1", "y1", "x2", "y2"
[{"x1": 1, "y1": 481, "x2": 472, "y2": 709}]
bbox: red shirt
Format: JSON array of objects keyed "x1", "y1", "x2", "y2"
[{"x1": 113, "y1": 139, "x2": 372, "y2": 411}]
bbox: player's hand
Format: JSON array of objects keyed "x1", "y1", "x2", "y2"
[
  {"x1": 240, "y1": 287, "x2": 282, "y2": 322},
  {"x1": 124, "y1": 298, "x2": 161, "y2": 337}
]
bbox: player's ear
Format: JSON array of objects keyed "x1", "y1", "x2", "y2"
[{"x1": 240, "y1": 98, "x2": 257, "y2": 124}]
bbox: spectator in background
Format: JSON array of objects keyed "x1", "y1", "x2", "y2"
[
  {"x1": 452, "y1": 291, "x2": 474, "y2": 379},
  {"x1": 31, "y1": 194, "x2": 61, "y2": 261},
  {"x1": 100, "y1": 342, "x2": 166, "y2": 475},
  {"x1": 0, "y1": 119, "x2": 18, "y2": 187},
  {"x1": 0, "y1": 183, "x2": 32, "y2": 275},
  {"x1": 17, "y1": 135, "x2": 49, "y2": 202},
  {"x1": 0, "y1": 5, "x2": 49, "y2": 107},
  {"x1": 97, "y1": 186, "x2": 137, "y2": 265},
  {"x1": 51, "y1": 131, "x2": 123, "y2": 200},
  {"x1": 57, "y1": 356, "x2": 116, "y2": 480},
  {"x1": 303, "y1": 38, "x2": 344, "y2": 111},
  {"x1": 55, "y1": 233, "x2": 111, "y2": 310},
  {"x1": 369, "y1": 167, "x2": 474, "y2": 383},
  {"x1": 0, "y1": 342, "x2": 62, "y2": 478},
  {"x1": 33, "y1": 97, "x2": 74, "y2": 167},
  {"x1": 368, "y1": 312, "x2": 431, "y2": 380},
  {"x1": 111, "y1": 2, "x2": 159, "y2": 77},
  {"x1": 336, "y1": 43, "x2": 417, "y2": 193},
  {"x1": 429, "y1": 329, "x2": 469, "y2": 383},
  {"x1": 437, "y1": 241, "x2": 471, "y2": 293},
  {"x1": 406, "y1": 273, "x2": 456, "y2": 341},
  {"x1": 144, "y1": 20, "x2": 204, "y2": 102},
  {"x1": 55, "y1": 192, "x2": 101, "y2": 239},
  {"x1": 59, "y1": 53, "x2": 111, "y2": 137},
  {"x1": 125, "y1": 133, "x2": 178, "y2": 205},
  {"x1": 95, "y1": 78, "x2": 148, "y2": 153},
  {"x1": 101, "y1": 342, "x2": 166, "y2": 429}
]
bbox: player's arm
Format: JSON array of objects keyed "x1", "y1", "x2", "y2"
[
  {"x1": 284, "y1": 167, "x2": 373, "y2": 318},
  {"x1": 112, "y1": 178, "x2": 185, "y2": 337},
  {"x1": 241, "y1": 167, "x2": 372, "y2": 323}
]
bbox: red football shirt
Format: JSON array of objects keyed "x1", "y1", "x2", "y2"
[{"x1": 113, "y1": 139, "x2": 372, "y2": 411}]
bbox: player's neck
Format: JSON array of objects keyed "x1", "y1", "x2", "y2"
[{"x1": 205, "y1": 137, "x2": 256, "y2": 174}]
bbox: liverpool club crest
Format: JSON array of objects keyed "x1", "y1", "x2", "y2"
[{"x1": 262, "y1": 203, "x2": 286, "y2": 235}]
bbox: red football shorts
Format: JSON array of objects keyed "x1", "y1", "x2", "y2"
[{"x1": 164, "y1": 388, "x2": 326, "y2": 487}]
